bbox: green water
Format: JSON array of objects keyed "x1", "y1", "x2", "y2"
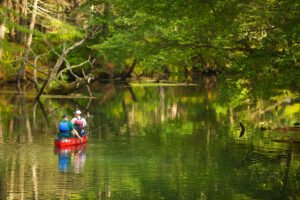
[{"x1": 0, "y1": 82, "x2": 299, "y2": 199}]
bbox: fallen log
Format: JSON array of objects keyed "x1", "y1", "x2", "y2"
[
  {"x1": 275, "y1": 127, "x2": 300, "y2": 132},
  {"x1": 272, "y1": 139, "x2": 300, "y2": 144},
  {"x1": 47, "y1": 69, "x2": 113, "y2": 95}
]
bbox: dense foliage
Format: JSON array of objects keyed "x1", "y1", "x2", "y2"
[{"x1": 0, "y1": 0, "x2": 299, "y2": 93}]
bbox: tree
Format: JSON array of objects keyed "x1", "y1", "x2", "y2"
[
  {"x1": 17, "y1": 0, "x2": 39, "y2": 91},
  {"x1": 0, "y1": 0, "x2": 7, "y2": 60},
  {"x1": 0, "y1": 0, "x2": 299, "y2": 95}
]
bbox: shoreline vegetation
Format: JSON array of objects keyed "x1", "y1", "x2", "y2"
[{"x1": 0, "y1": 0, "x2": 299, "y2": 99}]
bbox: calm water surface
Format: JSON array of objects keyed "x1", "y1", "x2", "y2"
[{"x1": 0, "y1": 82, "x2": 299, "y2": 199}]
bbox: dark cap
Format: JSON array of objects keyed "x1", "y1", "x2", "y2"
[{"x1": 62, "y1": 114, "x2": 69, "y2": 118}]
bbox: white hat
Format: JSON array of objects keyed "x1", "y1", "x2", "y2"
[{"x1": 75, "y1": 110, "x2": 81, "y2": 115}]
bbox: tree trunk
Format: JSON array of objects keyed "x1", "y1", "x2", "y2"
[
  {"x1": 0, "y1": 0, "x2": 7, "y2": 59},
  {"x1": 6, "y1": 0, "x2": 15, "y2": 41},
  {"x1": 0, "y1": 23, "x2": 5, "y2": 59},
  {"x1": 121, "y1": 58, "x2": 137, "y2": 80},
  {"x1": 35, "y1": 68, "x2": 52, "y2": 100},
  {"x1": 72, "y1": 0, "x2": 80, "y2": 24},
  {"x1": 17, "y1": 0, "x2": 38, "y2": 91},
  {"x1": 13, "y1": 0, "x2": 20, "y2": 41},
  {"x1": 102, "y1": 2, "x2": 110, "y2": 37},
  {"x1": 18, "y1": 0, "x2": 27, "y2": 44}
]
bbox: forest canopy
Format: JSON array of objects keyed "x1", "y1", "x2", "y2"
[{"x1": 0, "y1": 0, "x2": 299, "y2": 94}]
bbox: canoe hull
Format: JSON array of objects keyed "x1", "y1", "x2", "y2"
[{"x1": 55, "y1": 135, "x2": 88, "y2": 147}]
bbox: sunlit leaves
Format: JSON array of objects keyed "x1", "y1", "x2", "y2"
[{"x1": 44, "y1": 19, "x2": 85, "y2": 41}]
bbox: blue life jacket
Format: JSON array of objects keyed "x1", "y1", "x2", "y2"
[{"x1": 59, "y1": 122, "x2": 70, "y2": 133}]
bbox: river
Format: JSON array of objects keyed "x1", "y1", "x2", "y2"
[{"x1": 0, "y1": 78, "x2": 299, "y2": 199}]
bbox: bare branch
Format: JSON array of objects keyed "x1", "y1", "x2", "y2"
[
  {"x1": 57, "y1": 59, "x2": 89, "y2": 79},
  {"x1": 64, "y1": 38, "x2": 86, "y2": 55},
  {"x1": 86, "y1": 84, "x2": 93, "y2": 97},
  {"x1": 82, "y1": 68, "x2": 94, "y2": 84}
]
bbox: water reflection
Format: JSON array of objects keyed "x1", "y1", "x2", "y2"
[
  {"x1": 55, "y1": 144, "x2": 87, "y2": 173},
  {"x1": 0, "y1": 79, "x2": 299, "y2": 199}
]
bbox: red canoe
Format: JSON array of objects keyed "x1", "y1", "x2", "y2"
[{"x1": 55, "y1": 135, "x2": 88, "y2": 147}]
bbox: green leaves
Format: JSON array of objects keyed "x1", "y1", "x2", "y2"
[
  {"x1": 43, "y1": 19, "x2": 85, "y2": 42},
  {"x1": 2, "y1": 0, "x2": 298, "y2": 86}
]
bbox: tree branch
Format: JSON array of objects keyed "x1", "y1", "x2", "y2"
[{"x1": 57, "y1": 58, "x2": 92, "y2": 79}]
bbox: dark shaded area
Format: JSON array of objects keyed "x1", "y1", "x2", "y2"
[{"x1": 239, "y1": 122, "x2": 245, "y2": 138}]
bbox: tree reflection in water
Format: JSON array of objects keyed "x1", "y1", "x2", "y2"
[{"x1": 0, "y1": 78, "x2": 299, "y2": 199}]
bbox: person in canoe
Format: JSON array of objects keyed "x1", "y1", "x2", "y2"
[
  {"x1": 58, "y1": 114, "x2": 82, "y2": 140},
  {"x1": 71, "y1": 110, "x2": 87, "y2": 136}
]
